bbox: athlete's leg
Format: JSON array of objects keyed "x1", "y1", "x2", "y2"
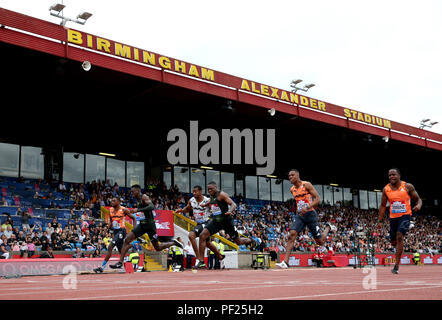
[
  {"x1": 188, "y1": 231, "x2": 199, "y2": 259},
  {"x1": 117, "y1": 231, "x2": 136, "y2": 264},
  {"x1": 394, "y1": 232, "x2": 404, "y2": 268},
  {"x1": 314, "y1": 225, "x2": 331, "y2": 246},
  {"x1": 94, "y1": 242, "x2": 115, "y2": 272},
  {"x1": 206, "y1": 239, "x2": 224, "y2": 260},
  {"x1": 197, "y1": 228, "x2": 211, "y2": 264},
  {"x1": 151, "y1": 238, "x2": 177, "y2": 251},
  {"x1": 283, "y1": 230, "x2": 298, "y2": 264}
]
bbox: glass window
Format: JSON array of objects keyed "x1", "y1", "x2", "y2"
[
  {"x1": 63, "y1": 152, "x2": 84, "y2": 183},
  {"x1": 163, "y1": 169, "x2": 172, "y2": 189},
  {"x1": 353, "y1": 193, "x2": 359, "y2": 208},
  {"x1": 127, "y1": 161, "x2": 144, "y2": 188},
  {"x1": 235, "y1": 176, "x2": 244, "y2": 197},
  {"x1": 271, "y1": 179, "x2": 282, "y2": 202},
  {"x1": 221, "y1": 172, "x2": 234, "y2": 196},
  {"x1": 174, "y1": 166, "x2": 190, "y2": 193},
  {"x1": 333, "y1": 187, "x2": 343, "y2": 205},
  {"x1": 85, "y1": 154, "x2": 105, "y2": 184},
  {"x1": 323, "y1": 185, "x2": 333, "y2": 205},
  {"x1": 313, "y1": 184, "x2": 323, "y2": 203},
  {"x1": 359, "y1": 190, "x2": 368, "y2": 210},
  {"x1": 258, "y1": 177, "x2": 271, "y2": 200},
  {"x1": 376, "y1": 192, "x2": 383, "y2": 208},
  {"x1": 368, "y1": 191, "x2": 377, "y2": 209},
  {"x1": 106, "y1": 158, "x2": 125, "y2": 187},
  {"x1": 283, "y1": 180, "x2": 292, "y2": 202},
  {"x1": 190, "y1": 168, "x2": 205, "y2": 192},
  {"x1": 245, "y1": 176, "x2": 258, "y2": 199},
  {"x1": 20, "y1": 146, "x2": 44, "y2": 179},
  {"x1": 0, "y1": 143, "x2": 19, "y2": 177},
  {"x1": 205, "y1": 170, "x2": 220, "y2": 193},
  {"x1": 343, "y1": 188, "x2": 352, "y2": 206}
]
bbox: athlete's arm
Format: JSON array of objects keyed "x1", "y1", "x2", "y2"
[
  {"x1": 175, "y1": 200, "x2": 192, "y2": 214},
  {"x1": 136, "y1": 195, "x2": 154, "y2": 212},
  {"x1": 303, "y1": 182, "x2": 320, "y2": 213},
  {"x1": 123, "y1": 208, "x2": 137, "y2": 224},
  {"x1": 378, "y1": 188, "x2": 388, "y2": 222},
  {"x1": 406, "y1": 183, "x2": 422, "y2": 212},
  {"x1": 220, "y1": 191, "x2": 236, "y2": 215}
]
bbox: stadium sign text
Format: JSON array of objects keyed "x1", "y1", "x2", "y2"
[
  {"x1": 67, "y1": 30, "x2": 215, "y2": 82},
  {"x1": 344, "y1": 108, "x2": 391, "y2": 129},
  {"x1": 167, "y1": 121, "x2": 275, "y2": 175}
]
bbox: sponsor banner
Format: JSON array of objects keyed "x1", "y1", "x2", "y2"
[
  {"x1": 0, "y1": 258, "x2": 124, "y2": 277},
  {"x1": 279, "y1": 254, "x2": 442, "y2": 267}
]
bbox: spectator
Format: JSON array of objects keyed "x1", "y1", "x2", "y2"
[
  {"x1": 72, "y1": 247, "x2": 85, "y2": 258},
  {"x1": 1, "y1": 235, "x2": 10, "y2": 259},
  {"x1": 40, "y1": 247, "x2": 54, "y2": 258},
  {"x1": 27, "y1": 239, "x2": 35, "y2": 258}
]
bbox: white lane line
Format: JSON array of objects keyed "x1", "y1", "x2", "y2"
[{"x1": 266, "y1": 285, "x2": 442, "y2": 300}]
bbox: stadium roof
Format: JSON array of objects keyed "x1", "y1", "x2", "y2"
[{"x1": 0, "y1": 8, "x2": 441, "y2": 214}]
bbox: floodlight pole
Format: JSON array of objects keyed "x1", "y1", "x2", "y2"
[
  {"x1": 419, "y1": 119, "x2": 438, "y2": 130},
  {"x1": 290, "y1": 80, "x2": 315, "y2": 105}
]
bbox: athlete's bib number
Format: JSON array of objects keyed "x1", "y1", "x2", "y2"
[
  {"x1": 112, "y1": 220, "x2": 121, "y2": 229},
  {"x1": 297, "y1": 200, "x2": 310, "y2": 213},
  {"x1": 135, "y1": 211, "x2": 145, "y2": 220},
  {"x1": 391, "y1": 201, "x2": 406, "y2": 214},
  {"x1": 211, "y1": 204, "x2": 222, "y2": 216}
]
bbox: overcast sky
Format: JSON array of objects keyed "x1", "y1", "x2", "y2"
[{"x1": 3, "y1": 0, "x2": 442, "y2": 134}]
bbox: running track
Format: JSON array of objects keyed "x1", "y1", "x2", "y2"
[{"x1": 1, "y1": 265, "x2": 441, "y2": 300}]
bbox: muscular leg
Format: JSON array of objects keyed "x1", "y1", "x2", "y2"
[
  {"x1": 314, "y1": 225, "x2": 331, "y2": 246},
  {"x1": 198, "y1": 228, "x2": 211, "y2": 263},
  {"x1": 151, "y1": 239, "x2": 176, "y2": 251},
  {"x1": 117, "y1": 231, "x2": 136, "y2": 264},
  {"x1": 189, "y1": 231, "x2": 199, "y2": 260},
  {"x1": 283, "y1": 230, "x2": 298, "y2": 264},
  {"x1": 233, "y1": 236, "x2": 252, "y2": 247},
  {"x1": 394, "y1": 232, "x2": 404, "y2": 268},
  {"x1": 206, "y1": 239, "x2": 224, "y2": 260}
]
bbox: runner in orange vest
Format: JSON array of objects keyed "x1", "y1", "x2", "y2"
[
  {"x1": 378, "y1": 168, "x2": 422, "y2": 274},
  {"x1": 276, "y1": 169, "x2": 337, "y2": 269},
  {"x1": 94, "y1": 197, "x2": 136, "y2": 273}
]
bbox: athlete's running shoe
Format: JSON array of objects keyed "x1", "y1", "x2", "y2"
[
  {"x1": 219, "y1": 254, "x2": 226, "y2": 261},
  {"x1": 172, "y1": 239, "x2": 184, "y2": 249},
  {"x1": 194, "y1": 261, "x2": 207, "y2": 269},
  {"x1": 93, "y1": 267, "x2": 103, "y2": 273},
  {"x1": 391, "y1": 265, "x2": 399, "y2": 274},
  {"x1": 326, "y1": 222, "x2": 337, "y2": 232},
  {"x1": 109, "y1": 261, "x2": 123, "y2": 269},
  {"x1": 275, "y1": 261, "x2": 289, "y2": 269}
]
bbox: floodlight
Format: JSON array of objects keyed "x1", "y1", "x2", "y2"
[
  {"x1": 291, "y1": 79, "x2": 303, "y2": 85},
  {"x1": 304, "y1": 83, "x2": 315, "y2": 89},
  {"x1": 430, "y1": 121, "x2": 438, "y2": 126},
  {"x1": 422, "y1": 119, "x2": 430, "y2": 123},
  {"x1": 82, "y1": 61, "x2": 91, "y2": 71},
  {"x1": 77, "y1": 12, "x2": 93, "y2": 21},
  {"x1": 49, "y1": 3, "x2": 65, "y2": 12}
]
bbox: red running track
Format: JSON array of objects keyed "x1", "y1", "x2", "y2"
[{"x1": 1, "y1": 265, "x2": 441, "y2": 300}]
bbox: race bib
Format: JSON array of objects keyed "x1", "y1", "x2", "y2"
[
  {"x1": 391, "y1": 201, "x2": 406, "y2": 214},
  {"x1": 134, "y1": 211, "x2": 145, "y2": 220},
  {"x1": 112, "y1": 220, "x2": 121, "y2": 229},
  {"x1": 297, "y1": 200, "x2": 310, "y2": 213},
  {"x1": 211, "y1": 204, "x2": 222, "y2": 216}
]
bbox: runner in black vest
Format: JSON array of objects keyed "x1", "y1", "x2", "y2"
[
  {"x1": 109, "y1": 184, "x2": 182, "y2": 269},
  {"x1": 195, "y1": 181, "x2": 253, "y2": 269}
]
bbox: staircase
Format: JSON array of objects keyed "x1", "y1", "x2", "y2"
[{"x1": 143, "y1": 254, "x2": 166, "y2": 271}]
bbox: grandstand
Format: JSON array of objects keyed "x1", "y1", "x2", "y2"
[{"x1": 0, "y1": 8, "x2": 441, "y2": 301}]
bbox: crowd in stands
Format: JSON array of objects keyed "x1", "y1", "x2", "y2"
[{"x1": 1, "y1": 176, "x2": 441, "y2": 260}]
